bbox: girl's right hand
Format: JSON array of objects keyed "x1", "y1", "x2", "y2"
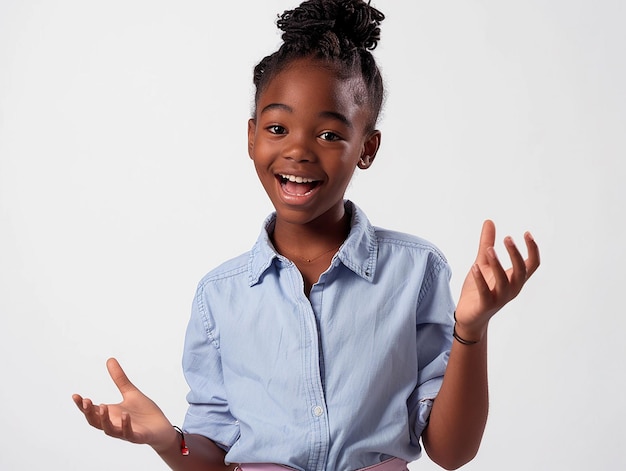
[{"x1": 72, "y1": 358, "x2": 178, "y2": 453}]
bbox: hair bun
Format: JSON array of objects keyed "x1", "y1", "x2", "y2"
[{"x1": 277, "y1": 0, "x2": 384, "y2": 52}]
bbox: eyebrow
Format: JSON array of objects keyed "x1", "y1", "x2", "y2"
[
  {"x1": 261, "y1": 103, "x2": 292, "y2": 114},
  {"x1": 260, "y1": 103, "x2": 352, "y2": 128}
]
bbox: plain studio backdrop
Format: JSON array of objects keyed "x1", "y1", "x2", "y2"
[{"x1": 1, "y1": 1, "x2": 624, "y2": 470}]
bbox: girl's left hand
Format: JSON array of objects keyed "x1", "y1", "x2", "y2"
[{"x1": 454, "y1": 220, "x2": 540, "y2": 341}]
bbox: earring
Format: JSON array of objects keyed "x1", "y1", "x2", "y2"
[{"x1": 360, "y1": 156, "x2": 369, "y2": 166}]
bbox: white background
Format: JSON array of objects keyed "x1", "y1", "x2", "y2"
[{"x1": 1, "y1": 1, "x2": 624, "y2": 470}]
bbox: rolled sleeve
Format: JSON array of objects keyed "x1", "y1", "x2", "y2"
[
  {"x1": 182, "y1": 283, "x2": 240, "y2": 450},
  {"x1": 409, "y1": 256, "x2": 455, "y2": 442}
]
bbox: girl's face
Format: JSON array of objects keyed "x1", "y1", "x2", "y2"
[{"x1": 248, "y1": 58, "x2": 380, "y2": 229}]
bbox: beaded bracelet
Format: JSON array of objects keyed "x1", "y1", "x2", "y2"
[{"x1": 173, "y1": 426, "x2": 189, "y2": 456}]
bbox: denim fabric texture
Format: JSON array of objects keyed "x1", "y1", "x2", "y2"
[{"x1": 182, "y1": 201, "x2": 455, "y2": 471}]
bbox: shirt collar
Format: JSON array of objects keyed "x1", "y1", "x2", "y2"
[{"x1": 247, "y1": 200, "x2": 378, "y2": 286}]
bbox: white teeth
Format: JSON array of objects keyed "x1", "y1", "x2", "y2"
[{"x1": 280, "y1": 174, "x2": 316, "y2": 183}]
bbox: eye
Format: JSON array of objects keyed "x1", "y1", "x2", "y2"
[
  {"x1": 319, "y1": 131, "x2": 341, "y2": 142},
  {"x1": 266, "y1": 125, "x2": 286, "y2": 135}
]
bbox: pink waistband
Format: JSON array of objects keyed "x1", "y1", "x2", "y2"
[{"x1": 235, "y1": 457, "x2": 408, "y2": 471}]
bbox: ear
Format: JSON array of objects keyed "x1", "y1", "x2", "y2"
[
  {"x1": 357, "y1": 130, "x2": 381, "y2": 169},
  {"x1": 247, "y1": 118, "x2": 256, "y2": 160}
]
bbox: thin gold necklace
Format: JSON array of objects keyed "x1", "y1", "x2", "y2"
[{"x1": 279, "y1": 242, "x2": 342, "y2": 263}]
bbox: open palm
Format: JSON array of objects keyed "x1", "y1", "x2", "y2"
[
  {"x1": 455, "y1": 220, "x2": 540, "y2": 336},
  {"x1": 72, "y1": 358, "x2": 174, "y2": 450}
]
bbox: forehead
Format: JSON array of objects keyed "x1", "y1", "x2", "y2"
[{"x1": 257, "y1": 59, "x2": 367, "y2": 118}]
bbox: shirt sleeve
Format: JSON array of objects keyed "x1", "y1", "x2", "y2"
[
  {"x1": 182, "y1": 281, "x2": 240, "y2": 451},
  {"x1": 409, "y1": 255, "x2": 455, "y2": 445}
]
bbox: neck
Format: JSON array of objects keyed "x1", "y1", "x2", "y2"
[{"x1": 272, "y1": 206, "x2": 351, "y2": 259}]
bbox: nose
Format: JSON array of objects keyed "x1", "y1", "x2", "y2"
[{"x1": 283, "y1": 132, "x2": 316, "y2": 162}]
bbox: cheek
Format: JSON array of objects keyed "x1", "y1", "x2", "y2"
[
  {"x1": 252, "y1": 137, "x2": 277, "y2": 158},
  {"x1": 249, "y1": 142, "x2": 268, "y2": 165},
  {"x1": 331, "y1": 162, "x2": 359, "y2": 187}
]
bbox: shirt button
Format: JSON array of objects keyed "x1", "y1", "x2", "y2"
[{"x1": 312, "y1": 405, "x2": 324, "y2": 417}]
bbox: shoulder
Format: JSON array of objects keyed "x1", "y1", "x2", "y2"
[
  {"x1": 196, "y1": 251, "x2": 250, "y2": 289},
  {"x1": 373, "y1": 227, "x2": 449, "y2": 265},
  {"x1": 371, "y1": 227, "x2": 454, "y2": 309},
  {"x1": 347, "y1": 200, "x2": 448, "y2": 268}
]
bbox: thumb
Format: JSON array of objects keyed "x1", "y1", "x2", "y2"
[
  {"x1": 106, "y1": 357, "x2": 139, "y2": 397},
  {"x1": 475, "y1": 219, "x2": 496, "y2": 264}
]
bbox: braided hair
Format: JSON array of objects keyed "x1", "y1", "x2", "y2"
[{"x1": 253, "y1": 0, "x2": 385, "y2": 130}]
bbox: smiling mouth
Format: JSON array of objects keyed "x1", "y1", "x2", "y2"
[{"x1": 278, "y1": 174, "x2": 321, "y2": 196}]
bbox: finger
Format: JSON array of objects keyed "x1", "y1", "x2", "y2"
[
  {"x1": 486, "y1": 246, "x2": 510, "y2": 294},
  {"x1": 72, "y1": 394, "x2": 94, "y2": 418},
  {"x1": 106, "y1": 357, "x2": 139, "y2": 396},
  {"x1": 475, "y1": 220, "x2": 496, "y2": 265},
  {"x1": 471, "y1": 263, "x2": 492, "y2": 301},
  {"x1": 524, "y1": 231, "x2": 541, "y2": 278},
  {"x1": 78, "y1": 397, "x2": 105, "y2": 430},
  {"x1": 72, "y1": 393, "x2": 85, "y2": 410},
  {"x1": 504, "y1": 236, "x2": 527, "y2": 289},
  {"x1": 121, "y1": 411, "x2": 137, "y2": 443},
  {"x1": 99, "y1": 404, "x2": 123, "y2": 438}
]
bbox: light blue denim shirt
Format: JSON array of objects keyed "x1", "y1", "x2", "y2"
[{"x1": 182, "y1": 201, "x2": 455, "y2": 471}]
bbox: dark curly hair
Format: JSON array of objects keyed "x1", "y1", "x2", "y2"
[{"x1": 252, "y1": 0, "x2": 385, "y2": 130}]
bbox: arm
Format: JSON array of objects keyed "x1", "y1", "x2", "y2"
[
  {"x1": 72, "y1": 358, "x2": 234, "y2": 471},
  {"x1": 153, "y1": 432, "x2": 235, "y2": 471},
  {"x1": 422, "y1": 220, "x2": 540, "y2": 470}
]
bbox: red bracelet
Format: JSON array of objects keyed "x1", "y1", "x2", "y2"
[{"x1": 173, "y1": 426, "x2": 189, "y2": 456}]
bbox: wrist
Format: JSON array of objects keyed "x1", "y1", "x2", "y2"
[
  {"x1": 453, "y1": 312, "x2": 488, "y2": 345},
  {"x1": 151, "y1": 426, "x2": 180, "y2": 455}
]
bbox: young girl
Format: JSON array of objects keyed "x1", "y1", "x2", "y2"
[{"x1": 73, "y1": 1, "x2": 540, "y2": 470}]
